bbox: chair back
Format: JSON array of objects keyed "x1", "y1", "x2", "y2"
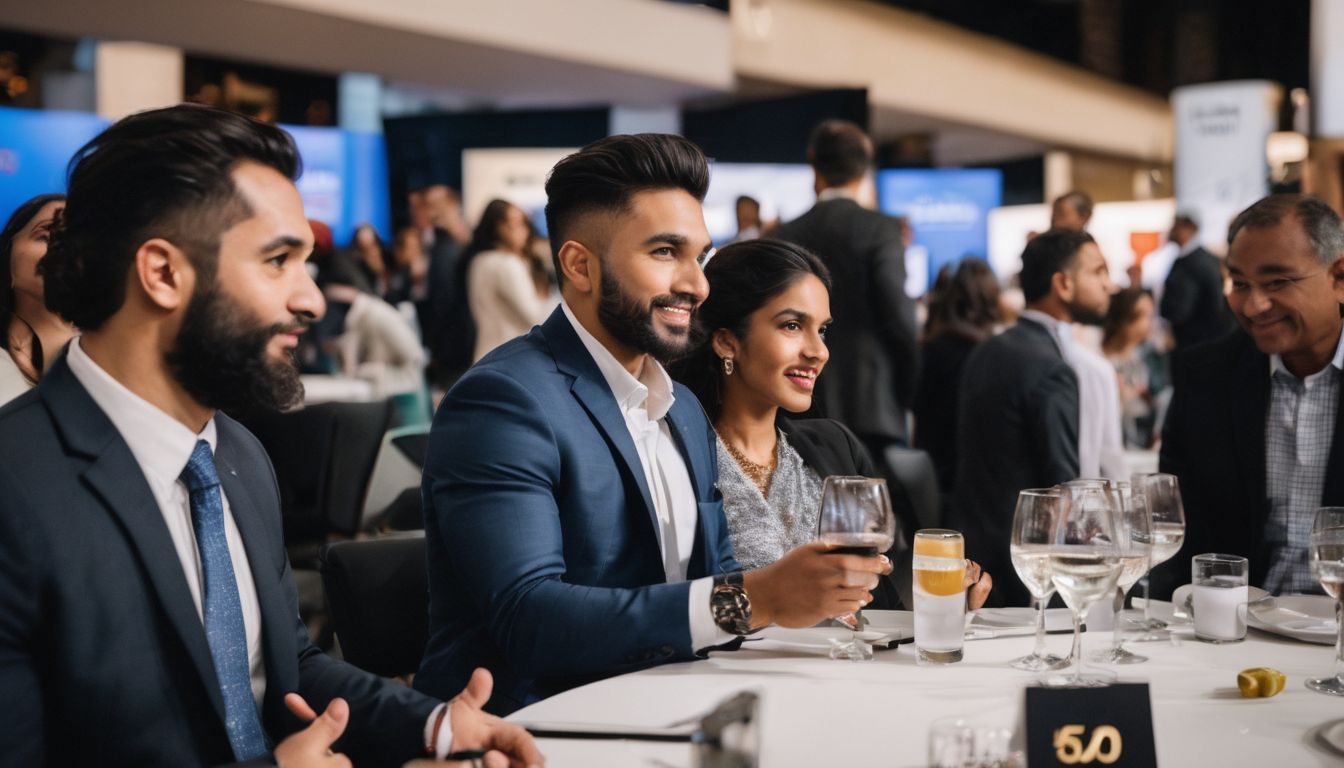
[{"x1": 320, "y1": 532, "x2": 428, "y2": 678}]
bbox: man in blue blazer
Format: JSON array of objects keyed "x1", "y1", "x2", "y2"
[
  {"x1": 415, "y1": 133, "x2": 888, "y2": 714},
  {"x1": 0, "y1": 106, "x2": 540, "y2": 767}
]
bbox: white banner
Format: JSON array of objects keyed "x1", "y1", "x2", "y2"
[{"x1": 1172, "y1": 81, "x2": 1281, "y2": 253}]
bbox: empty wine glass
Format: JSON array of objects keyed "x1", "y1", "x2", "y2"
[
  {"x1": 1091, "y1": 482, "x2": 1152, "y2": 664},
  {"x1": 1307, "y1": 507, "x2": 1344, "y2": 696},
  {"x1": 1130, "y1": 473, "x2": 1186, "y2": 637},
  {"x1": 817, "y1": 476, "x2": 896, "y2": 661},
  {"x1": 1008, "y1": 488, "x2": 1068, "y2": 671},
  {"x1": 1040, "y1": 482, "x2": 1123, "y2": 688}
]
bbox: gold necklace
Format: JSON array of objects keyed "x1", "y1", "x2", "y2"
[{"x1": 722, "y1": 437, "x2": 777, "y2": 498}]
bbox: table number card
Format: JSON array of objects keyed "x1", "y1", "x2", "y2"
[{"x1": 1025, "y1": 683, "x2": 1158, "y2": 767}]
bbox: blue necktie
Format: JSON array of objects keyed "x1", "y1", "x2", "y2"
[{"x1": 181, "y1": 440, "x2": 269, "y2": 761}]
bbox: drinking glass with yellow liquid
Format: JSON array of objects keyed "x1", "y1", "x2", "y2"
[{"x1": 914, "y1": 529, "x2": 966, "y2": 664}]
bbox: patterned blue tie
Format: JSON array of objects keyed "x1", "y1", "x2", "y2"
[{"x1": 181, "y1": 440, "x2": 269, "y2": 761}]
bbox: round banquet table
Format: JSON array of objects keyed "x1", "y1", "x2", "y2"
[{"x1": 508, "y1": 605, "x2": 1344, "y2": 767}]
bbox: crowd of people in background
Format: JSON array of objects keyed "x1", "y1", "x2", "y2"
[{"x1": 2, "y1": 103, "x2": 1340, "y2": 763}]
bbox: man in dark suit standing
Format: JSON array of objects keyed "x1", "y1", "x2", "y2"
[
  {"x1": 415, "y1": 134, "x2": 889, "y2": 715},
  {"x1": 1160, "y1": 194, "x2": 1344, "y2": 596},
  {"x1": 953, "y1": 230, "x2": 1113, "y2": 606},
  {"x1": 0, "y1": 105, "x2": 540, "y2": 767},
  {"x1": 775, "y1": 120, "x2": 918, "y2": 456},
  {"x1": 1161, "y1": 211, "x2": 1235, "y2": 351}
]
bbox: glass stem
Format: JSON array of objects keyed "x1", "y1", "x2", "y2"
[
  {"x1": 1142, "y1": 576, "x2": 1153, "y2": 623},
  {"x1": 1033, "y1": 594, "x2": 1048, "y2": 657},
  {"x1": 1112, "y1": 587, "x2": 1124, "y2": 652},
  {"x1": 1335, "y1": 599, "x2": 1343, "y2": 683},
  {"x1": 1070, "y1": 609, "x2": 1083, "y2": 684}
]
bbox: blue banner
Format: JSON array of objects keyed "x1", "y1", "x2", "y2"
[
  {"x1": 876, "y1": 168, "x2": 1003, "y2": 291},
  {"x1": 0, "y1": 106, "x2": 388, "y2": 246}
]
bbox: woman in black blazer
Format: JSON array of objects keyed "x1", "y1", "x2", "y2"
[{"x1": 674, "y1": 239, "x2": 991, "y2": 610}]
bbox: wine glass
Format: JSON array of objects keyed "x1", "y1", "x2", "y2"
[
  {"x1": 817, "y1": 476, "x2": 896, "y2": 661},
  {"x1": 1040, "y1": 482, "x2": 1123, "y2": 688},
  {"x1": 1091, "y1": 481, "x2": 1152, "y2": 664},
  {"x1": 1008, "y1": 488, "x2": 1069, "y2": 671},
  {"x1": 1129, "y1": 473, "x2": 1186, "y2": 636},
  {"x1": 1307, "y1": 507, "x2": 1344, "y2": 696}
]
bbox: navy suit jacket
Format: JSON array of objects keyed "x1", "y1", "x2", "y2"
[
  {"x1": 415, "y1": 308, "x2": 740, "y2": 714},
  {"x1": 0, "y1": 355, "x2": 437, "y2": 767}
]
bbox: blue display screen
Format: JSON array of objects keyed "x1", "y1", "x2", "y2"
[{"x1": 876, "y1": 168, "x2": 1003, "y2": 290}]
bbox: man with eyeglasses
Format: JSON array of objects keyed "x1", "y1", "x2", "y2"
[{"x1": 1159, "y1": 194, "x2": 1344, "y2": 596}]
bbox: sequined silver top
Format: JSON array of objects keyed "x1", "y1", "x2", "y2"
[{"x1": 716, "y1": 429, "x2": 824, "y2": 569}]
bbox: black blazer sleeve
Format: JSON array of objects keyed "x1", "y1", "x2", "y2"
[{"x1": 1028, "y1": 362, "x2": 1081, "y2": 485}]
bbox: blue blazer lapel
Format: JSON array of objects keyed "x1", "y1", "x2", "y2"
[
  {"x1": 541, "y1": 309, "x2": 659, "y2": 537},
  {"x1": 214, "y1": 423, "x2": 297, "y2": 724},
  {"x1": 39, "y1": 359, "x2": 227, "y2": 725}
]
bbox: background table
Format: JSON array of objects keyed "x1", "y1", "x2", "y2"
[{"x1": 509, "y1": 609, "x2": 1344, "y2": 766}]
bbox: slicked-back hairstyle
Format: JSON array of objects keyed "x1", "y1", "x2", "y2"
[
  {"x1": 1019, "y1": 228, "x2": 1095, "y2": 304},
  {"x1": 807, "y1": 119, "x2": 873, "y2": 187},
  {"x1": 1053, "y1": 190, "x2": 1094, "y2": 222},
  {"x1": 543, "y1": 133, "x2": 710, "y2": 286},
  {"x1": 41, "y1": 103, "x2": 301, "y2": 330},
  {"x1": 1228, "y1": 193, "x2": 1344, "y2": 265},
  {"x1": 671, "y1": 238, "x2": 831, "y2": 421}
]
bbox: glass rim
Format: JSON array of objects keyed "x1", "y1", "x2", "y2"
[
  {"x1": 1192, "y1": 552, "x2": 1248, "y2": 565},
  {"x1": 1018, "y1": 487, "x2": 1060, "y2": 497},
  {"x1": 915, "y1": 528, "x2": 963, "y2": 540}
]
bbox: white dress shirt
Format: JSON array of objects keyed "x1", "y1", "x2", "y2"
[
  {"x1": 561, "y1": 302, "x2": 735, "y2": 649},
  {"x1": 66, "y1": 338, "x2": 267, "y2": 708}
]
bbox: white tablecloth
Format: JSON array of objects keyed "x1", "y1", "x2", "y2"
[{"x1": 509, "y1": 606, "x2": 1344, "y2": 767}]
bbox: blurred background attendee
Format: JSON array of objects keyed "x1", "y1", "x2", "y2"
[
  {"x1": 321, "y1": 264, "x2": 427, "y2": 400},
  {"x1": 674, "y1": 238, "x2": 992, "y2": 610},
  {"x1": 1101, "y1": 287, "x2": 1169, "y2": 449},
  {"x1": 344, "y1": 222, "x2": 387, "y2": 296},
  {"x1": 387, "y1": 225, "x2": 431, "y2": 306},
  {"x1": 464, "y1": 198, "x2": 554, "y2": 362},
  {"x1": 731, "y1": 194, "x2": 763, "y2": 242},
  {"x1": 0, "y1": 194, "x2": 74, "y2": 405},
  {"x1": 1050, "y1": 190, "x2": 1094, "y2": 232},
  {"x1": 913, "y1": 257, "x2": 1001, "y2": 494},
  {"x1": 1160, "y1": 210, "x2": 1236, "y2": 352}
]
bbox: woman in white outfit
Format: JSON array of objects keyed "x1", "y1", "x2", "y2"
[
  {"x1": 0, "y1": 194, "x2": 76, "y2": 406},
  {"x1": 464, "y1": 199, "x2": 554, "y2": 362}
]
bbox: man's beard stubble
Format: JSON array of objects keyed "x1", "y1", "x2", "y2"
[
  {"x1": 596, "y1": 267, "x2": 701, "y2": 365},
  {"x1": 165, "y1": 279, "x2": 310, "y2": 415}
]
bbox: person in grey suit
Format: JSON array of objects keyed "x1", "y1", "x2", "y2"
[
  {"x1": 952, "y1": 230, "x2": 1111, "y2": 607},
  {"x1": 0, "y1": 105, "x2": 540, "y2": 768},
  {"x1": 775, "y1": 120, "x2": 918, "y2": 456},
  {"x1": 1161, "y1": 211, "x2": 1235, "y2": 351}
]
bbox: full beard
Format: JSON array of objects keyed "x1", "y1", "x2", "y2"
[
  {"x1": 596, "y1": 268, "x2": 701, "y2": 365},
  {"x1": 165, "y1": 281, "x2": 309, "y2": 416}
]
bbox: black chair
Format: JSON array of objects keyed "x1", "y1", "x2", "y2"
[
  {"x1": 320, "y1": 532, "x2": 429, "y2": 678},
  {"x1": 882, "y1": 446, "x2": 942, "y2": 610}
]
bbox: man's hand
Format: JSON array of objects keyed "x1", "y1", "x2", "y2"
[
  {"x1": 743, "y1": 541, "x2": 885, "y2": 628},
  {"x1": 274, "y1": 694, "x2": 352, "y2": 768},
  {"x1": 446, "y1": 668, "x2": 544, "y2": 768}
]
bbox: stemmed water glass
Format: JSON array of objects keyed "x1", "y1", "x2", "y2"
[
  {"x1": 1307, "y1": 507, "x2": 1344, "y2": 696},
  {"x1": 1129, "y1": 473, "x2": 1186, "y2": 636},
  {"x1": 1008, "y1": 488, "x2": 1069, "y2": 671},
  {"x1": 816, "y1": 476, "x2": 896, "y2": 661},
  {"x1": 1091, "y1": 482, "x2": 1152, "y2": 664},
  {"x1": 1040, "y1": 482, "x2": 1123, "y2": 688}
]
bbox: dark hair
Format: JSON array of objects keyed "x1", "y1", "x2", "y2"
[
  {"x1": 1, "y1": 193, "x2": 66, "y2": 379},
  {"x1": 672, "y1": 238, "x2": 832, "y2": 421},
  {"x1": 465, "y1": 199, "x2": 522, "y2": 259},
  {"x1": 925, "y1": 258, "x2": 1002, "y2": 342},
  {"x1": 1053, "y1": 190, "x2": 1094, "y2": 221},
  {"x1": 1019, "y1": 229, "x2": 1096, "y2": 304},
  {"x1": 807, "y1": 120, "x2": 872, "y2": 187},
  {"x1": 1228, "y1": 193, "x2": 1344, "y2": 265},
  {"x1": 1101, "y1": 287, "x2": 1153, "y2": 349},
  {"x1": 42, "y1": 104, "x2": 300, "y2": 330},
  {"x1": 735, "y1": 195, "x2": 760, "y2": 210},
  {"x1": 544, "y1": 133, "x2": 710, "y2": 286}
]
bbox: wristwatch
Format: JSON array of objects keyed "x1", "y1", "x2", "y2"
[{"x1": 710, "y1": 570, "x2": 753, "y2": 636}]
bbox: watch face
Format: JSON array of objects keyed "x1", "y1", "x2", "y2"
[{"x1": 712, "y1": 583, "x2": 752, "y2": 635}]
